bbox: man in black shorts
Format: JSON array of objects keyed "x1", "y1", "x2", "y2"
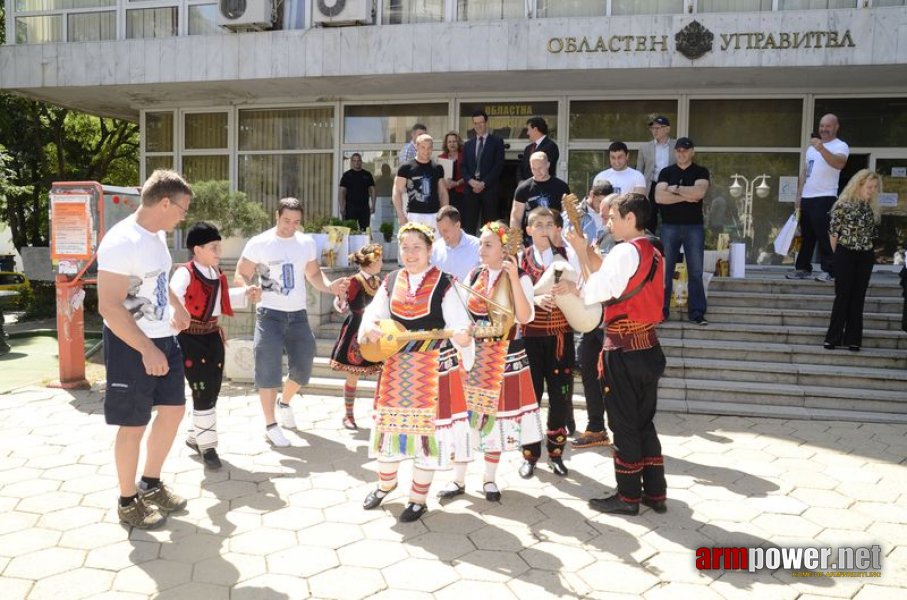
[{"x1": 97, "y1": 169, "x2": 193, "y2": 529}]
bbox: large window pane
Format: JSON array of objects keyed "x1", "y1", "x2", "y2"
[
  {"x1": 568, "y1": 149, "x2": 640, "y2": 195},
  {"x1": 537, "y1": 0, "x2": 605, "y2": 17},
  {"x1": 145, "y1": 156, "x2": 173, "y2": 175},
  {"x1": 126, "y1": 8, "x2": 177, "y2": 39},
  {"x1": 68, "y1": 11, "x2": 116, "y2": 42},
  {"x1": 185, "y1": 113, "x2": 228, "y2": 150},
  {"x1": 611, "y1": 0, "x2": 683, "y2": 15},
  {"x1": 459, "y1": 101, "x2": 559, "y2": 141},
  {"x1": 344, "y1": 104, "x2": 448, "y2": 145},
  {"x1": 15, "y1": 16, "x2": 63, "y2": 44},
  {"x1": 182, "y1": 155, "x2": 229, "y2": 183},
  {"x1": 382, "y1": 0, "x2": 444, "y2": 24},
  {"x1": 16, "y1": 0, "x2": 115, "y2": 10},
  {"x1": 876, "y1": 158, "x2": 907, "y2": 264},
  {"x1": 695, "y1": 152, "x2": 801, "y2": 261},
  {"x1": 240, "y1": 108, "x2": 335, "y2": 151},
  {"x1": 874, "y1": 0, "x2": 906, "y2": 6},
  {"x1": 698, "y1": 0, "x2": 770, "y2": 11},
  {"x1": 145, "y1": 112, "x2": 174, "y2": 153},
  {"x1": 570, "y1": 100, "x2": 677, "y2": 142},
  {"x1": 813, "y1": 98, "x2": 907, "y2": 148},
  {"x1": 188, "y1": 5, "x2": 226, "y2": 35},
  {"x1": 239, "y1": 154, "x2": 333, "y2": 221},
  {"x1": 778, "y1": 0, "x2": 855, "y2": 8},
  {"x1": 344, "y1": 150, "x2": 403, "y2": 229},
  {"x1": 689, "y1": 99, "x2": 802, "y2": 148},
  {"x1": 457, "y1": 0, "x2": 524, "y2": 21}
]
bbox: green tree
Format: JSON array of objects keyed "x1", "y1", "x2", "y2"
[{"x1": 186, "y1": 181, "x2": 270, "y2": 238}]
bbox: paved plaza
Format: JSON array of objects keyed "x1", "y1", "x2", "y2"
[{"x1": 0, "y1": 382, "x2": 905, "y2": 599}]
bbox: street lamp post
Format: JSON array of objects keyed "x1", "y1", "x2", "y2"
[{"x1": 729, "y1": 174, "x2": 771, "y2": 245}]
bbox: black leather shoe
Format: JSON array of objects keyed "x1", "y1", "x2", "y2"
[
  {"x1": 641, "y1": 497, "x2": 667, "y2": 513},
  {"x1": 399, "y1": 502, "x2": 427, "y2": 523},
  {"x1": 518, "y1": 460, "x2": 535, "y2": 479},
  {"x1": 202, "y1": 448, "x2": 222, "y2": 470},
  {"x1": 363, "y1": 485, "x2": 396, "y2": 510},
  {"x1": 589, "y1": 494, "x2": 640, "y2": 515},
  {"x1": 437, "y1": 482, "x2": 465, "y2": 500},
  {"x1": 548, "y1": 457, "x2": 569, "y2": 477},
  {"x1": 483, "y1": 482, "x2": 501, "y2": 502}
]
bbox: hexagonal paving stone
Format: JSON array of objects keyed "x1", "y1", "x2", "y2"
[
  {"x1": 507, "y1": 567, "x2": 584, "y2": 599},
  {"x1": 643, "y1": 582, "x2": 723, "y2": 599},
  {"x1": 520, "y1": 541, "x2": 596, "y2": 572},
  {"x1": 468, "y1": 523, "x2": 537, "y2": 553},
  {"x1": 752, "y1": 514, "x2": 823, "y2": 539},
  {"x1": 337, "y1": 539, "x2": 409, "y2": 569},
  {"x1": 453, "y1": 549, "x2": 530, "y2": 582},
  {"x1": 708, "y1": 571, "x2": 799, "y2": 600},
  {"x1": 1, "y1": 478, "x2": 61, "y2": 500},
  {"x1": 60, "y1": 522, "x2": 130, "y2": 550},
  {"x1": 382, "y1": 557, "x2": 459, "y2": 592},
  {"x1": 26, "y1": 567, "x2": 115, "y2": 600},
  {"x1": 193, "y1": 552, "x2": 267, "y2": 585},
  {"x1": 113, "y1": 559, "x2": 193, "y2": 594},
  {"x1": 229, "y1": 527, "x2": 297, "y2": 555},
  {"x1": 148, "y1": 582, "x2": 230, "y2": 600},
  {"x1": 642, "y1": 551, "x2": 716, "y2": 585},
  {"x1": 0, "y1": 577, "x2": 33, "y2": 600},
  {"x1": 4, "y1": 546, "x2": 86, "y2": 579},
  {"x1": 801, "y1": 507, "x2": 873, "y2": 531},
  {"x1": 230, "y1": 574, "x2": 309, "y2": 600},
  {"x1": 367, "y1": 591, "x2": 433, "y2": 600},
  {"x1": 261, "y1": 506, "x2": 325, "y2": 531},
  {"x1": 577, "y1": 558, "x2": 659, "y2": 594},
  {"x1": 0, "y1": 526, "x2": 60, "y2": 557},
  {"x1": 405, "y1": 531, "x2": 476, "y2": 561},
  {"x1": 298, "y1": 522, "x2": 364, "y2": 549},
  {"x1": 436, "y1": 580, "x2": 519, "y2": 600},
  {"x1": 268, "y1": 545, "x2": 340, "y2": 578},
  {"x1": 289, "y1": 488, "x2": 349, "y2": 509},
  {"x1": 159, "y1": 532, "x2": 226, "y2": 563},
  {"x1": 308, "y1": 566, "x2": 386, "y2": 600},
  {"x1": 39, "y1": 506, "x2": 107, "y2": 531},
  {"x1": 85, "y1": 540, "x2": 160, "y2": 571},
  {"x1": 0, "y1": 511, "x2": 38, "y2": 535}
]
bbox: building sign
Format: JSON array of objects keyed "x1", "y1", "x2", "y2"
[
  {"x1": 50, "y1": 194, "x2": 92, "y2": 261},
  {"x1": 547, "y1": 20, "x2": 856, "y2": 61}
]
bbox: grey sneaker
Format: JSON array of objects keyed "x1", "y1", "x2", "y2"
[
  {"x1": 814, "y1": 272, "x2": 834, "y2": 282},
  {"x1": 785, "y1": 270, "x2": 811, "y2": 280},
  {"x1": 138, "y1": 481, "x2": 187, "y2": 513},
  {"x1": 118, "y1": 496, "x2": 165, "y2": 529}
]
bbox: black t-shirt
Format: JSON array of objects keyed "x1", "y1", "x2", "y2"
[
  {"x1": 397, "y1": 159, "x2": 445, "y2": 214},
  {"x1": 339, "y1": 168, "x2": 375, "y2": 213},
  {"x1": 514, "y1": 176, "x2": 570, "y2": 230},
  {"x1": 656, "y1": 163, "x2": 710, "y2": 225}
]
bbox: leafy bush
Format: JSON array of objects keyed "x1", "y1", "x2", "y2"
[{"x1": 185, "y1": 181, "x2": 270, "y2": 237}]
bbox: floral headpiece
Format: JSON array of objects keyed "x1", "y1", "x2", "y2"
[
  {"x1": 361, "y1": 243, "x2": 383, "y2": 261},
  {"x1": 481, "y1": 221, "x2": 509, "y2": 246},
  {"x1": 398, "y1": 221, "x2": 435, "y2": 244}
]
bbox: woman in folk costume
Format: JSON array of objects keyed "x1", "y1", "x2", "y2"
[
  {"x1": 329, "y1": 243, "x2": 384, "y2": 430},
  {"x1": 437, "y1": 221, "x2": 543, "y2": 502},
  {"x1": 170, "y1": 222, "x2": 260, "y2": 470},
  {"x1": 358, "y1": 222, "x2": 475, "y2": 523}
]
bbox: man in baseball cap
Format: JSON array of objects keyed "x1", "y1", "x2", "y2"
[{"x1": 638, "y1": 116, "x2": 676, "y2": 233}]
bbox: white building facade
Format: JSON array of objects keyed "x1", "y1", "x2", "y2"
[{"x1": 2, "y1": 1, "x2": 907, "y2": 261}]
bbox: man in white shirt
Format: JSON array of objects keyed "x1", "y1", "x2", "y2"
[
  {"x1": 431, "y1": 206, "x2": 480, "y2": 282},
  {"x1": 97, "y1": 169, "x2": 193, "y2": 529},
  {"x1": 593, "y1": 141, "x2": 647, "y2": 197},
  {"x1": 788, "y1": 114, "x2": 849, "y2": 282},
  {"x1": 235, "y1": 198, "x2": 350, "y2": 447}
]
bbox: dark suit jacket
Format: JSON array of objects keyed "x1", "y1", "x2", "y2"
[
  {"x1": 519, "y1": 137, "x2": 559, "y2": 181},
  {"x1": 462, "y1": 134, "x2": 505, "y2": 199}
]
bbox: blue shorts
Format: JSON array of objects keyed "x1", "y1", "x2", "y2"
[
  {"x1": 103, "y1": 327, "x2": 186, "y2": 427},
  {"x1": 253, "y1": 307, "x2": 316, "y2": 389}
]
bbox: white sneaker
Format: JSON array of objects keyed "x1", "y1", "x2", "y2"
[
  {"x1": 266, "y1": 425, "x2": 291, "y2": 448},
  {"x1": 276, "y1": 398, "x2": 297, "y2": 429}
]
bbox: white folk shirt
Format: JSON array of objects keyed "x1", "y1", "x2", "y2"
[
  {"x1": 170, "y1": 261, "x2": 249, "y2": 316},
  {"x1": 239, "y1": 227, "x2": 316, "y2": 313},
  {"x1": 97, "y1": 214, "x2": 175, "y2": 339},
  {"x1": 802, "y1": 138, "x2": 849, "y2": 198},
  {"x1": 583, "y1": 240, "x2": 641, "y2": 305},
  {"x1": 480, "y1": 268, "x2": 536, "y2": 325}
]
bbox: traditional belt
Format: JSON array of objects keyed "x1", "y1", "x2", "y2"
[
  {"x1": 603, "y1": 321, "x2": 658, "y2": 352},
  {"x1": 186, "y1": 319, "x2": 220, "y2": 336}
]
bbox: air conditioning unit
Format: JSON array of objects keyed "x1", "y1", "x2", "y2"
[
  {"x1": 216, "y1": 0, "x2": 274, "y2": 30},
  {"x1": 313, "y1": 0, "x2": 373, "y2": 27}
]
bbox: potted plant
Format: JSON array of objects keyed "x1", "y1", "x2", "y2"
[
  {"x1": 183, "y1": 181, "x2": 270, "y2": 259},
  {"x1": 303, "y1": 217, "x2": 330, "y2": 265},
  {"x1": 378, "y1": 222, "x2": 397, "y2": 261},
  {"x1": 322, "y1": 218, "x2": 351, "y2": 268}
]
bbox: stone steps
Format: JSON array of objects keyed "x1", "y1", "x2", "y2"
[
  {"x1": 704, "y1": 291, "x2": 902, "y2": 312},
  {"x1": 659, "y1": 321, "x2": 907, "y2": 350},
  {"x1": 671, "y1": 306, "x2": 903, "y2": 331}
]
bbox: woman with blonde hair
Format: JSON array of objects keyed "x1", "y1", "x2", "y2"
[{"x1": 824, "y1": 169, "x2": 882, "y2": 352}]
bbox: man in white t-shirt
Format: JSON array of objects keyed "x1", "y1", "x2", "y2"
[
  {"x1": 593, "y1": 141, "x2": 647, "y2": 198},
  {"x1": 431, "y1": 205, "x2": 480, "y2": 282},
  {"x1": 97, "y1": 169, "x2": 193, "y2": 529},
  {"x1": 788, "y1": 114, "x2": 849, "y2": 282},
  {"x1": 235, "y1": 198, "x2": 350, "y2": 447}
]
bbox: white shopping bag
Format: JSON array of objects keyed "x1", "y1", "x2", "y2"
[{"x1": 773, "y1": 213, "x2": 798, "y2": 256}]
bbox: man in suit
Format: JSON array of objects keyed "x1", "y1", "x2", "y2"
[
  {"x1": 636, "y1": 115, "x2": 676, "y2": 234},
  {"x1": 519, "y1": 116, "x2": 559, "y2": 182},
  {"x1": 461, "y1": 110, "x2": 505, "y2": 234}
]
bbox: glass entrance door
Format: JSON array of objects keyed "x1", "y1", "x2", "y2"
[{"x1": 874, "y1": 156, "x2": 907, "y2": 264}]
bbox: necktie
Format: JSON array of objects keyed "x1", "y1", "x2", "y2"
[
  {"x1": 528, "y1": 142, "x2": 537, "y2": 155},
  {"x1": 475, "y1": 136, "x2": 485, "y2": 177}
]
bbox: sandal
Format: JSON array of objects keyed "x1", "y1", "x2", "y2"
[{"x1": 342, "y1": 416, "x2": 358, "y2": 430}]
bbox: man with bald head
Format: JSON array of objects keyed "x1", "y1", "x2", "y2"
[
  {"x1": 510, "y1": 151, "x2": 570, "y2": 240},
  {"x1": 788, "y1": 114, "x2": 849, "y2": 282}
]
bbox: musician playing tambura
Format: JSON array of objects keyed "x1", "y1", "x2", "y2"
[
  {"x1": 358, "y1": 222, "x2": 475, "y2": 523},
  {"x1": 517, "y1": 207, "x2": 582, "y2": 479},
  {"x1": 437, "y1": 221, "x2": 543, "y2": 503},
  {"x1": 567, "y1": 193, "x2": 668, "y2": 516}
]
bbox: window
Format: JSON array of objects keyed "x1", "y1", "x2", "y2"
[
  {"x1": 15, "y1": 16, "x2": 64, "y2": 44},
  {"x1": 459, "y1": 101, "x2": 558, "y2": 141},
  {"x1": 16, "y1": 0, "x2": 115, "y2": 9},
  {"x1": 240, "y1": 108, "x2": 334, "y2": 151},
  {"x1": 570, "y1": 100, "x2": 677, "y2": 142},
  {"x1": 456, "y1": 0, "x2": 525, "y2": 21},
  {"x1": 126, "y1": 7, "x2": 178, "y2": 38},
  {"x1": 343, "y1": 104, "x2": 448, "y2": 145},
  {"x1": 536, "y1": 0, "x2": 605, "y2": 17},
  {"x1": 182, "y1": 111, "x2": 230, "y2": 188},
  {"x1": 67, "y1": 11, "x2": 116, "y2": 41},
  {"x1": 814, "y1": 98, "x2": 907, "y2": 148},
  {"x1": 188, "y1": 5, "x2": 226, "y2": 35},
  {"x1": 698, "y1": 0, "x2": 771, "y2": 11},
  {"x1": 778, "y1": 0, "x2": 856, "y2": 8},
  {"x1": 611, "y1": 0, "x2": 684, "y2": 15},
  {"x1": 382, "y1": 0, "x2": 444, "y2": 24},
  {"x1": 144, "y1": 111, "x2": 176, "y2": 181},
  {"x1": 185, "y1": 112, "x2": 228, "y2": 150},
  {"x1": 689, "y1": 99, "x2": 802, "y2": 148}
]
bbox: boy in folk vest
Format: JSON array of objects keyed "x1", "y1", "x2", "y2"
[
  {"x1": 170, "y1": 222, "x2": 260, "y2": 469},
  {"x1": 568, "y1": 193, "x2": 668, "y2": 515}
]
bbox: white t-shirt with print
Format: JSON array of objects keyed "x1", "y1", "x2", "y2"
[
  {"x1": 802, "y1": 138, "x2": 849, "y2": 198},
  {"x1": 97, "y1": 214, "x2": 175, "y2": 339},
  {"x1": 240, "y1": 227, "x2": 316, "y2": 312},
  {"x1": 594, "y1": 167, "x2": 646, "y2": 195}
]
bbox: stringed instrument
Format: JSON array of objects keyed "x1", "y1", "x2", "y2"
[{"x1": 360, "y1": 319, "x2": 503, "y2": 363}]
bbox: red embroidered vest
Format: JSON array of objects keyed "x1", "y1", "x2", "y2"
[
  {"x1": 604, "y1": 238, "x2": 664, "y2": 326},
  {"x1": 183, "y1": 262, "x2": 234, "y2": 322}
]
